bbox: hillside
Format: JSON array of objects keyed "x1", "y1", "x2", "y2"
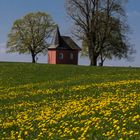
[{"x1": 0, "y1": 62, "x2": 140, "y2": 139}]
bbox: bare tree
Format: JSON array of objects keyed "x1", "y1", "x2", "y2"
[{"x1": 66, "y1": 0, "x2": 133, "y2": 66}]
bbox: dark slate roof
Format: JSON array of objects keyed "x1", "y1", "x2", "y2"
[
  {"x1": 48, "y1": 27, "x2": 81, "y2": 51},
  {"x1": 61, "y1": 36, "x2": 81, "y2": 50}
]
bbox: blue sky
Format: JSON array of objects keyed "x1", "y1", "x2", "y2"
[{"x1": 0, "y1": 0, "x2": 140, "y2": 66}]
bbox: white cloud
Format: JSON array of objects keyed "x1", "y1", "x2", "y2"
[{"x1": 0, "y1": 43, "x2": 6, "y2": 53}]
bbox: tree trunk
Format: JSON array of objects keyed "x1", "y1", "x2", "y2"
[
  {"x1": 90, "y1": 55, "x2": 98, "y2": 66},
  {"x1": 100, "y1": 61, "x2": 104, "y2": 66},
  {"x1": 31, "y1": 53, "x2": 36, "y2": 63},
  {"x1": 88, "y1": 38, "x2": 98, "y2": 66},
  {"x1": 100, "y1": 54, "x2": 104, "y2": 66}
]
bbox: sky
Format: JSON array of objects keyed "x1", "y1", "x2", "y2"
[{"x1": 0, "y1": 0, "x2": 140, "y2": 67}]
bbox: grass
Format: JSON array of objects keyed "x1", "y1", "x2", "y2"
[{"x1": 0, "y1": 62, "x2": 140, "y2": 139}]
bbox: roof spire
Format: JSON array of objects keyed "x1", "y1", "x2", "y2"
[{"x1": 51, "y1": 26, "x2": 61, "y2": 45}]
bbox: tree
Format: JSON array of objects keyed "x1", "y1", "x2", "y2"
[
  {"x1": 98, "y1": 13, "x2": 135, "y2": 66},
  {"x1": 82, "y1": 14, "x2": 135, "y2": 66},
  {"x1": 65, "y1": 0, "x2": 133, "y2": 66},
  {"x1": 7, "y1": 12, "x2": 56, "y2": 63}
]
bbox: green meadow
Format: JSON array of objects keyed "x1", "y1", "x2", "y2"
[{"x1": 0, "y1": 62, "x2": 140, "y2": 140}]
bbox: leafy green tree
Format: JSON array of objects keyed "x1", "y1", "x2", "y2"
[{"x1": 7, "y1": 12, "x2": 56, "y2": 63}]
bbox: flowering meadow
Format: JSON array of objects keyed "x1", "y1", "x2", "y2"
[{"x1": 0, "y1": 63, "x2": 140, "y2": 139}]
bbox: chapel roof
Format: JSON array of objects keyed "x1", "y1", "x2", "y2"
[{"x1": 48, "y1": 26, "x2": 81, "y2": 51}]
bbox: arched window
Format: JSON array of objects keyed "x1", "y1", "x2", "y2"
[
  {"x1": 70, "y1": 53, "x2": 74, "y2": 60},
  {"x1": 59, "y1": 53, "x2": 63, "y2": 60}
]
